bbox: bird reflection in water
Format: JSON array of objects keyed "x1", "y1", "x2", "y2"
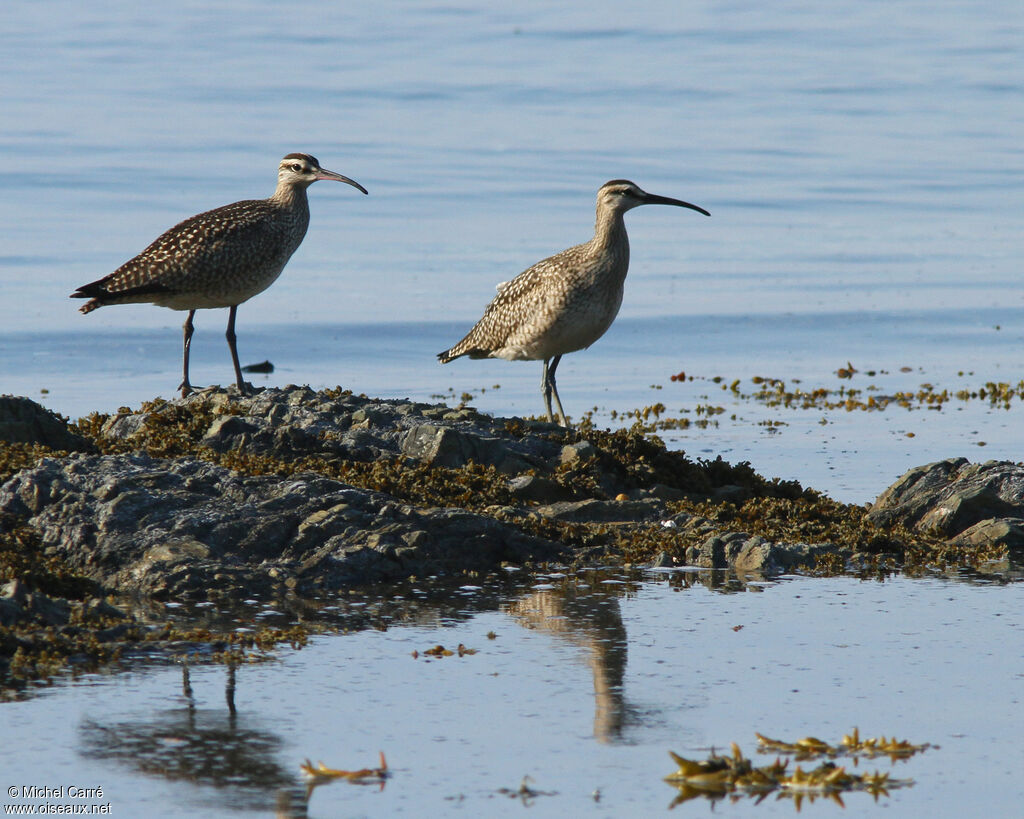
[
  {"x1": 504, "y1": 573, "x2": 631, "y2": 743},
  {"x1": 78, "y1": 658, "x2": 311, "y2": 818}
]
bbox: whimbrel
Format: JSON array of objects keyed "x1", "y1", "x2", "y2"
[
  {"x1": 71, "y1": 153, "x2": 367, "y2": 397},
  {"x1": 437, "y1": 180, "x2": 709, "y2": 426}
]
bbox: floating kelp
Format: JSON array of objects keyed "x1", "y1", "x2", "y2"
[
  {"x1": 301, "y1": 751, "x2": 389, "y2": 794},
  {"x1": 412, "y1": 643, "x2": 477, "y2": 659},
  {"x1": 756, "y1": 727, "x2": 935, "y2": 761},
  {"x1": 675, "y1": 369, "x2": 1024, "y2": 415},
  {"x1": 496, "y1": 776, "x2": 557, "y2": 804},
  {"x1": 664, "y1": 733, "x2": 924, "y2": 808}
]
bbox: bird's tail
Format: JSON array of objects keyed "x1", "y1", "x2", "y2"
[
  {"x1": 439, "y1": 332, "x2": 493, "y2": 363},
  {"x1": 70, "y1": 280, "x2": 107, "y2": 314},
  {"x1": 437, "y1": 347, "x2": 459, "y2": 364},
  {"x1": 70, "y1": 278, "x2": 171, "y2": 313},
  {"x1": 71, "y1": 295, "x2": 102, "y2": 314}
]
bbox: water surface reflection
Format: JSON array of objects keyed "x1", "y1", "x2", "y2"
[
  {"x1": 79, "y1": 663, "x2": 311, "y2": 816},
  {"x1": 40, "y1": 568, "x2": 1020, "y2": 817},
  {"x1": 507, "y1": 576, "x2": 631, "y2": 742}
]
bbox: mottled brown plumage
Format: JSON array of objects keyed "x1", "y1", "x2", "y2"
[
  {"x1": 71, "y1": 153, "x2": 367, "y2": 396},
  {"x1": 438, "y1": 180, "x2": 709, "y2": 426}
]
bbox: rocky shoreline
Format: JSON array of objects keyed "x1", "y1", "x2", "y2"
[{"x1": 1, "y1": 387, "x2": 1021, "y2": 691}]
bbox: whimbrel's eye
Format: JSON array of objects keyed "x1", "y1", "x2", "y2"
[{"x1": 291, "y1": 163, "x2": 303, "y2": 172}]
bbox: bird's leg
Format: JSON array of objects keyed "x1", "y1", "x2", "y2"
[
  {"x1": 547, "y1": 354, "x2": 568, "y2": 427},
  {"x1": 541, "y1": 358, "x2": 555, "y2": 423},
  {"x1": 179, "y1": 310, "x2": 197, "y2": 398},
  {"x1": 225, "y1": 305, "x2": 248, "y2": 394},
  {"x1": 542, "y1": 355, "x2": 568, "y2": 426}
]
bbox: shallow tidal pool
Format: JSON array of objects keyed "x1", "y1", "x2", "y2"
[{"x1": 2, "y1": 569, "x2": 1021, "y2": 818}]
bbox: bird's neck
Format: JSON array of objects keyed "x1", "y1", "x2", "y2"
[
  {"x1": 591, "y1": 206, "x2": 629, "y2": 256},
  {"x1": 269, "y1": 183, "x2": 311, "y2": 213}
]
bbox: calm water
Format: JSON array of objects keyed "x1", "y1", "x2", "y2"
[
  {"x1": 2, "y1": 571, "x2": 1022, "y2": 817},
  {"x1": 1, "y1": 4, "x2": 1023, "y2": 815},
  {"x1": 3, "y1": 308, "x2": 1023, "y2": 503},
  {"x1": 1, "y1": 1, "x2": 1023, "y2": 501}
]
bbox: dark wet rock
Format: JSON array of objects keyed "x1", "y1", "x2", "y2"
[
  {"x1": 401, "y1": 424, "x2": 541, "y2": 474},
  {"x1": 202, "y1": 414, "x2": 261, "y2": 451},
  {"x1": 560, "y1": 440, "x2": 600, "y2": 465},
  {"x1": 77, "y1": 597, "x2": 128, "y2": 624},
  {"x1": 735, "y1": 539, "x2": 847, "y2": 575},
  {"x1": 0, "y1": 580, "x2": 27, "y2": 627},
  {"x1": 0, "y1": 395, "x2": 92, "y2": 451},
  {"x1": 0, "y1": 452, "x2": 566, "y2": 599},
  {"x1": 869, "y1": 459, "x2": 1024, "y2": 543},
  {"x1": 649, "y1": 551, "x2": 674, "y2": 568},
  {"x1": 951, "y1": 518, "x2": 1024, "y2": 551},
  {"x1": 644, "y1": 483, "x2": 689, "y2": 502},
  {"x1": 0, "y1": 578, "x2": 71, "y2": 628},
  {"x1": 154, "y1": 387, "x2": 564, "y2": 472},
  {"x1": 558, "y1": 440, "x2": 635, "y2": 497},
  {"x1": 0, "y1": 598, "x2": 23, "y2": 627},
  {"x1": 1, "y1": 578, "x2": 28, "y2": 605},
  {"x1": 7, "y1": 384, "x2": 1004, "y2": 624},
  {"x1": 712, "y1": 484, "x2": 752, "y2": 504},
  {"x1": 535, "y1": 498, "x2": 665, "y2": 523},
  {"x1": 507, "y1": 475, "x2": 577, "y2": 503},
  {"x1": 680, "y1": 531, "x2": 847, "y2": 574},
  {"x1": 24, "y1": 590, "x2": 71, "y2": 627}
]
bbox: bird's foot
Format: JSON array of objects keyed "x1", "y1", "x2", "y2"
[
  {"x1": 230, "y1": 380, "x2": 258, "y2": 397},
  {"x1": 179, "y1": 381, "x2": 223, "y2": 399}
]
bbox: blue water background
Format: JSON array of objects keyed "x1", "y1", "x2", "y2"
[{"x1": 1, "y1": 0, "x2": 1022, "y2": 501}]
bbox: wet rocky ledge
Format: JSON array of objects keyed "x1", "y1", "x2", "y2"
[{"x1": 0, "y1": 387, "x2": 1020, "y2": 690}]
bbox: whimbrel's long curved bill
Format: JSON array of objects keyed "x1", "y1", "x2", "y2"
[
  {"x1": 639, "y1": 191, "x2": 709, "y2": 216},
  {"x1": 316, "y1": 168, "x2": 369, "y2": 195}
]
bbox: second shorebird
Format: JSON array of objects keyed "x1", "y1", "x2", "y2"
[
  {"x1": 71, "y1": 153, "x2": 367, "y2": 397},
  {"x1": 438, "y1": 180, "x2": 709, "y2": 426}
]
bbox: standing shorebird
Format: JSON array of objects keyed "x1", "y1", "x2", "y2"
[
  {"x1": 71, "y1": 153, "x2": 367, "y2": 397},
  {"x1": 437, "y1": 180, "x2": 709, "y2": 426}
]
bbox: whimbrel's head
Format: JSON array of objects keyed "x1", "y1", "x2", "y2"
[
  {"x1": 597, "y1": 180, "x2": 709, "y2": 217},
  {"x1": 277, "y1": 153, "x2": 368, "y2": 194}
]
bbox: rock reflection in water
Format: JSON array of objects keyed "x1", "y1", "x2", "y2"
[{"x1": 79, "y1": 663, "x2": 308, "y2": 817}]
